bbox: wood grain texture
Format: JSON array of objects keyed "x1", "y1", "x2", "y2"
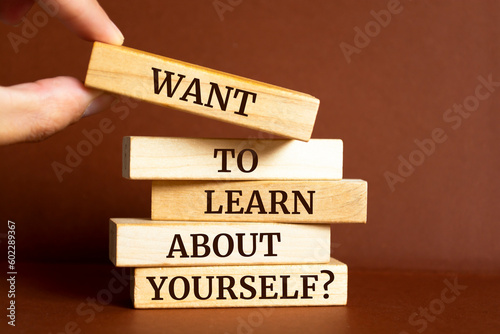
[
  {"x1": 132, "y1": 258, "x2": 347, "y2": 308},
  {"x1": 151, "y1": 180, "x2": 367, "y2": 223},
  {"x1": 109, "y1": 218, "x2": 330, "y2": 267},
  {"x1": 122, "y1": 136, "x2": 342, "y2": 180},
  {"x1": 85, "y1": 42, "x2": 319, "y2": 141}
]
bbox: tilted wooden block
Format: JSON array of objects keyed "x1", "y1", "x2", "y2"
[
  {"x1": 151, "y1": 180, "x2": 367, "y2": 223},
  {"x1": 109, "y1": 218, "x2": 330, "y2": 267},
  {"x1": 132, "y1": 258, "x2": 347, "y2": 308},
  {"x1": 123, "y1": 137, "x2": 342, "y2": 180},
  {"x1": 85, "y1": 42, "x2": 319, "y2": 141}
]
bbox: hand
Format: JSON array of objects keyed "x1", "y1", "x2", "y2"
[{"x1": 0, "y1": 0, "x2": 124, "y2": 145}]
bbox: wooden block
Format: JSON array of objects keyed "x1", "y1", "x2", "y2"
[
  {"x1": 132, "y1": 258, "x2": 347, "y2": 308},
  {"x1": 109, "y1": 218, "x2": 330, "y2": 267},
  {"x1": 151, "y1": 180, "x2": 367, "y2": 223},
  {"x1": 85, "y1": 42, "x2": 319, "y2": 141},
  {"x1": 123, "y1": 136, "x2": 342, "y2": 180}
]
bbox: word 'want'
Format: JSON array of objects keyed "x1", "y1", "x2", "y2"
[
  {"x1": 152, "y1": 67, "x2": 257, "y2": 116},
  {"x1": 205, "y1": 190, "x2": 315, "y2": 214}
]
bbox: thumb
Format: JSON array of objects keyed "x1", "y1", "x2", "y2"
[{"x1": 0, "y1": 76, "x2": 114, "y2": 145}]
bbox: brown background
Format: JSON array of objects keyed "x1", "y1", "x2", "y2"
[{"x1": 1, "y1": 0, "x2": 499, "y2": 273}]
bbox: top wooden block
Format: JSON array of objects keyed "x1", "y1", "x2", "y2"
[{"x1": 85, "y1": 42, "x2": 319, "y2": 141}]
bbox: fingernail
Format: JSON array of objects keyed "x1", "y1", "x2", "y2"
[
  {"x1": 82, "y1": 94, "x2": 115, "y2": 118},
  {"x1": 110, "y1": 21, "x2": 125, "y2": 45}
]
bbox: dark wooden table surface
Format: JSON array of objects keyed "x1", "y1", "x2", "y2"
[{"x1": 2, "y1": 262, "x2": 499, "y2": 333}]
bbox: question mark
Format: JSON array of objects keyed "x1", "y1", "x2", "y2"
[{"x1": 321, "y1": 270, "x2": 334, "y2": 299}]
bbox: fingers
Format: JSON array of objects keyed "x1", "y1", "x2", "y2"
[
  {"x1": 0, "y1": 1, "x2": 124, "y2": 145},
  {"x1": 0, "y1": 77, "x2": 114, "y2": 145},
  {"x1": 37, "y1": 0, "x2": 124, "y2": 45},
  {"x1": 0, "y1": 0, "x2": 34, "y2": 24}
]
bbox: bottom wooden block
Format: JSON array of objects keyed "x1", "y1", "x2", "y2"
[{"x1": 132, "y1": 258, "x2": 347, "y2": 308}]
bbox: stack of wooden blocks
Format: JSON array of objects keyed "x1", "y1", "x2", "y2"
[{"x1": 85, "y1": 42, "x2": 368, "y2": 309}]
